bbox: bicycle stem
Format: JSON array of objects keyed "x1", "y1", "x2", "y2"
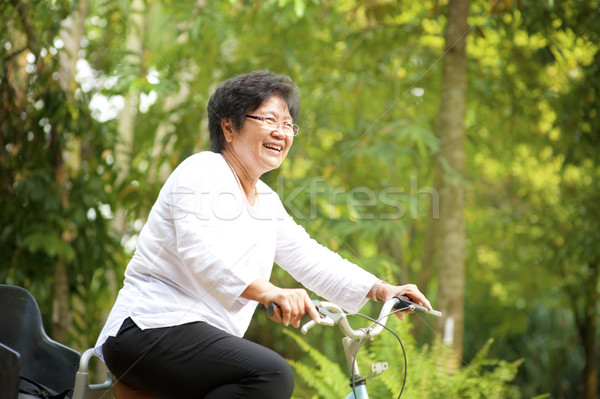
[{"x1": 343, "y1": 337, "x2": 362, "y2": 376}]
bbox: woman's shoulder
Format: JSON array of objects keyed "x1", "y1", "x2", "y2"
[
  {"x1": 180, "y1": 151, "x2": 223, "y2": 167},
  {"x1": 162, "y1": 151, "x2": 227, "y2": 189},
  {"x1": 173, "y1": 151, "x2": 225, "y2": 175}
]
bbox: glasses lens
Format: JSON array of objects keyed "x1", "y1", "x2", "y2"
[
  {"x1": 292, "y1": 125, "x2": 299, "y2": 135},
  {"x1": 282, "y1": 125, "x2": 298, "y2": 137},
  {"x1": 274, "y1": 121, "x2": 299, "y2": 136}
]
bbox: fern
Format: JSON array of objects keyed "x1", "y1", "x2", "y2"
[
  {"x1": 286, "y1": 318, "x2": 527, "y2": 399},
  {"x1": 284, "y1": 329, "x2": 349, "y2": 399}
]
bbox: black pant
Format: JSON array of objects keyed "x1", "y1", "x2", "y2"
[{"x1": 103, "y1": 318, "x2": 294, "y2": 399}]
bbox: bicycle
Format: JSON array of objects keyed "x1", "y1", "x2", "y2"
[
  {"x1": 72, "y1": 296, "x2": 441, "y2": 399},
  {"x1": 269, "y1": 296, "x2": 442, "y2": 399}
]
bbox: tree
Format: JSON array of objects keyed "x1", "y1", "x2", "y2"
[
  {"x1": 432, "y1": 0, "x2": 469, "y2": 365},
  {"x1": 1, "y1": 0, "x2": 121, "y2": 347}
]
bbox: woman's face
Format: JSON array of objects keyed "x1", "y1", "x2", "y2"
[{"x1": 225, "y1": 95, "x2": 294, "y2": 177}]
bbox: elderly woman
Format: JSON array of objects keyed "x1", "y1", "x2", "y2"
[{"x1": 95, "y1": 70, "x2": 432, "y2": 399}]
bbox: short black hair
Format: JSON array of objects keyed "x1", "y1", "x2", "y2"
[{"x1": 207, "y1": 70, "x2": 301, "y2": 152}]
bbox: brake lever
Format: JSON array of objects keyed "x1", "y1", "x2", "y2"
[
  {"x1": 301, "y1": 300, "x2": 343, "y2": 335},
  {"x1": 314, "y1": 300, "x2": 344, "y2": 323}
]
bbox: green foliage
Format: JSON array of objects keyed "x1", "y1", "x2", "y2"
[
  {"x1": 286, "y1": 317, "x2": 523, "y2": 399},
  {"x1": 463, "y1": 2, "x2": 600, "y2": 397}
]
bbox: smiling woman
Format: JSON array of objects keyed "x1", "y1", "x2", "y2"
[{"x1": 93, "y1": 69, "x2": 432, "y2": 399}]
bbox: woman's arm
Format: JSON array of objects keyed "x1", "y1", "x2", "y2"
[
  {"x1": 271, "y1": 193, "x2": 432, "y2": 324},
  {"x1": 274, "y1": 213, "x2": 378, "y2": 313}
]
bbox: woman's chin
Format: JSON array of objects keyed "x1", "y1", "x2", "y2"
[{"x1": 262, "y1": 152, "x2": 286, "y2": 169}]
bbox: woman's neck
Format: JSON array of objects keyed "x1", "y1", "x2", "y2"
[{"x1": 221, "y1": 150, "x2": 258, "y2": 204}]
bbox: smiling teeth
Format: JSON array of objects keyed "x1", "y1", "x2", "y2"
[{"x1": 265, "y1": 144, "x2": 282, "y2": 151}]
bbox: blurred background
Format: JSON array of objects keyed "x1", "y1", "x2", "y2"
[{"x1": 1, "y1": 0, "x2": 598, "y2": 398}]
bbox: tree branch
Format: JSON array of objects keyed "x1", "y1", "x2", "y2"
[{"x1": 9, "y1": 0, "x2": 43, "y2": 68}]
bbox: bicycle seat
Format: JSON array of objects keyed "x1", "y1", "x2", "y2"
[{"x1": 0, "y1": 284, "x2": 80, "y2": 397}]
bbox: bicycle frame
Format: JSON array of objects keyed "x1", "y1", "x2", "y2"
[
  {"x1": 301, "y1": 296, "x2": 441, "y2": 399},
  {"x1": 302, "y1": 299, "x2": 400, "y2": 399},
  {"x1": 345, "y1": 384, "x2": 369, "y2": 399}
]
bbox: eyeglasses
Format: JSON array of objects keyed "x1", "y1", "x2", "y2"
[{"x1": 245, "y1": 115, "x2": 300, "y2": 137}]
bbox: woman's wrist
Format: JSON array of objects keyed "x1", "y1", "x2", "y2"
[
  {"x1": 377, "y1": 282, "x2": 390, "y2": 301},
  {"x1": 242, "y1": 278, "x2": 278, "y2": 305},
  {"x1": 370, "y1": 280, "x2": 389, "y2": 301}
]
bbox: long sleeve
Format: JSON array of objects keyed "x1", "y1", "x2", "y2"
[{"x1": 274, "y1": 209, "x2": 378, "y2": 313}]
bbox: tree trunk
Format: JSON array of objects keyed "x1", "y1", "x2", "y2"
[
  {"x1": 58, "y1": 0, "x2": 89, "y2": 96},
  {"x1": 578, "y1": 258, "x2": 599, "y2": 399},
  {"x1": 52, "y1": 262, "x2": 70, "y2": 343},
  {"x1": 51, "y1": 0, "x2": 89, "y2": 344},
  {"x1": 50, "y1": 119, "x2": 71, "y2": 343},
  {"x1": 149, "y1": 82, "x2": 191, "y2": 185},
  {"x1": 433, "y1": 0, "x2": 469, "y2": 368},
  {"x1": 413, "y1": 197, "x2": 438, "y2": 342},
  {"x1": 113, "y1": 0, "x2": 145, "y2": 235},
  {"x1": 417, "y1": 187, "x2": 439, "y2": 296}
]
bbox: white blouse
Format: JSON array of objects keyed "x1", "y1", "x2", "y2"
[{"x1": 95, "y1": 151, "x2": 378, "y2": 357}]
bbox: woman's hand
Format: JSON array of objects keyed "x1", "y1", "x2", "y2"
[
  {"x1": 242, "y1": 279, "x2": 321, "y2": 328},
  {"x1": 372, "y1": 282, "x2": 432, "y2": 321}
]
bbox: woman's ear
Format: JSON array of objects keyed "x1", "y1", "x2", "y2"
[{"x1": 221, "y1": 118, "x2": 235, "y2": 143}]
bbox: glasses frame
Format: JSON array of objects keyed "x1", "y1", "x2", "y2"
[{"x1": 245, "y1": 115, "x2": 300, "y2": 137}]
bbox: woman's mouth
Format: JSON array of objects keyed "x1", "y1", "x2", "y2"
[{"x1": 263, "y1": 143, "x2": 283, "y2": 153}]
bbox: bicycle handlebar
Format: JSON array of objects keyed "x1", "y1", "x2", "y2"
[
  {"x1": 266, "y1": 296, "x2": 441, "y2": 339},
  {"x1": 300, "y1": 296, "x2": 442, "y2": 339}
]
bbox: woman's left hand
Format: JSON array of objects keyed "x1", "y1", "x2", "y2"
[{"x1": 375, "y1": 283, "x2": 432, "y2": 321}]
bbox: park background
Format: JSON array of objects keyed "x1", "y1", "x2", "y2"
[{"x1": 1, "y1": 0, "x2": 598, "y2": 398}]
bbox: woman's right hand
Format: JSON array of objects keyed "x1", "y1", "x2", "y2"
[
  {"x1": 242, "y1": 279, "x2": 321, "y2": 328},
  {"x1": 265, "y1": 287, "x2": 321, "y2": 328}
]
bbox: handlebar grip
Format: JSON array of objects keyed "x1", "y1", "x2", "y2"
[
  {"x1": 266, "y1": 302, "x2": 279, "y2": 317},
  {"x1": 393, "y1": 296, "x2": 442, "y2": 317},
  {"x1": 266, "y1": 302, "x2": 282, "y2": 322}
]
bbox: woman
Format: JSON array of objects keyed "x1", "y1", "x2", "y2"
[{"x1": 95, "y1": 70, "x2": 432, "y2": 399}]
